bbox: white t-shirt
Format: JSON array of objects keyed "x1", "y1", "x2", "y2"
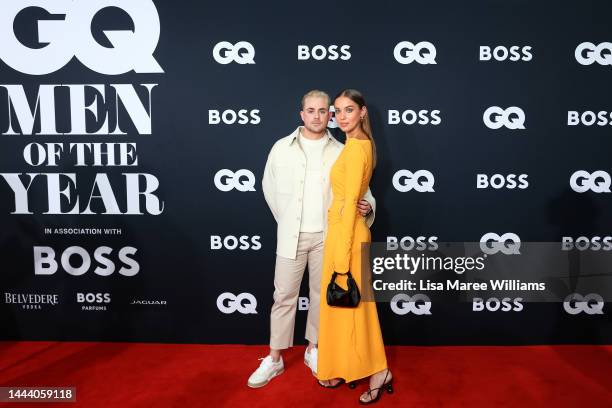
[{"x1": 299, "y1": 134, "x2": 326, "y2": 233}]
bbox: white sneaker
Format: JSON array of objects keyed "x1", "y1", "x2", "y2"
[
  {"x1": 304, "y1": 347, "x2": 317, "y2": 376},
  {"x1": 247, "y1": 356, "x2": 284, "y2": 388}
]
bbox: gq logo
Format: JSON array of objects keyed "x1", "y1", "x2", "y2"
[
  {"x1": 216, "y1": 292, "x2": 257, "y2": 314},
  {"x1": 575, "y1": 42, "x2": 612, "y2": 66},
  {"x1": 563, "y1": 293, "x2": 604, "y2": 315},
  {"x1": 214, "y1": 169, "x2": 256, "y2": 192},
  {"x1": 0, "y1": 0, "x2": 163, "y2": 75},
  {"x1": 390, "y1": 294, "x2": 432, "y2": 315},
  {"x1": 480, "y1": 233, "x2": 521, "y2": 255},
  {"x1": 483, "y1": 106, "x2": 526, "y2": 129},
  {"x1": 213, "y1": 41, "x2": 255, "y2": 64},
  {"x1": 569, "y1": 170, "x2": 611, "y2": 193},
  {"x1": 393, "y1": 41, "x2": 437, "y2": 65},
  {"x1": 392, "y1": 170, "x2": 435, "y2": 192}
]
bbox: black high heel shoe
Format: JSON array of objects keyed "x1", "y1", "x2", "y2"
[{"x1": 358, "y1": 370, "x2": 393, "y2": 405}]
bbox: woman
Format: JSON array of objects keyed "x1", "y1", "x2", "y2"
[{"x1": 317, "y1": 89, "x2": 393, "y2": 404}]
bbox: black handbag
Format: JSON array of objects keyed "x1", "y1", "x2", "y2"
[{"x1": 326, "y1": 271, "x2": 361, "y2": 308}]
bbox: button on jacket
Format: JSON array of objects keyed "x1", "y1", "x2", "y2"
[{"x1": 262, "y1": 127, "x2": 376, "y2": 260}]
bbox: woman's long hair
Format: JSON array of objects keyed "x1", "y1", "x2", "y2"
[{"x1": 334, "y1": 89, "x2": 377, "y2": 168}]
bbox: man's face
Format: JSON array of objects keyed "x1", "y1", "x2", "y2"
[{"x1": 300, "y1": 96, "x2": 331, "y2": 134}]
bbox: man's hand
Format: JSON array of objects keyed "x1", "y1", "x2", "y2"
[{"x1": 357, "y1": 199, "x2": 372, "y2": 217}]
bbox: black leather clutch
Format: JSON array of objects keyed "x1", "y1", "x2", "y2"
[{"x1": 326, "y1": 271, "x2": 361, "y2": 308}]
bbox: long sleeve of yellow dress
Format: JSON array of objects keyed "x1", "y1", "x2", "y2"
[{"x1": 333, "y1": 142, "x2": 367, "y2": 273}]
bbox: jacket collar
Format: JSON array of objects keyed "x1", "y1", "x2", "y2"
[{"x1": 289, "y1": 126, "x2": 336, "y2": 146}]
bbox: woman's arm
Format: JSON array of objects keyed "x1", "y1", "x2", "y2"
[{"x1": 334, "y1": 144, "x2": 368, "y2": 273}]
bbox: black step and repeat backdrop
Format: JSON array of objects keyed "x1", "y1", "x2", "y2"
[{"x1": 1, "y1": 0, "x2": 611, "y2": 345}]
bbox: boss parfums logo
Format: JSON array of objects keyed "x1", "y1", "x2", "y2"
[
  {"x1": 563, "y1": 293, "x2": 604, "y2": 315},
  {"x1": 214, "y1": 169, "x2": 256, "y2": 192},
  {"x1": 388, "y1": 110, "x2": 441, "y2": 126},
  {"x1": 575, "y1": 42, "x2": 612, "y2": 66},
  {"x1": 297, "y1": 45, "x2": 351, "y2": 61},
  {"x1": 569, "y1": 170, "x2": 611, "y2": 193},
  {"x1": 386, "y1": 236, "x2": 439, "y2": 251},
  {"x1": 0, "y1": 0, "x2": 163, "y2": 75},
  {"x1": 393, "y1": 41, "x2": 437, "y2": 65},
  {"x1": 479, "y1": 46, "x2": 532, "y2": 62},
  {"x1": 390, "y1": 294, "x2": 432, "y2": 315},
  {"x1": 210, "y1": 235, "x2": 261, "y2": 250},
  {"x1": 483, "y1": 106, "x2": 526, "y2": 129},
  {"x1": 208, "y1": 110, "x2": 261, "y2": 125},
  {"x1": 217, "y1": 292, "x2": 257, "y2": 314},
  {"x1": 476, "y1": 174, "x2": 529, "y2": 189},
  {"x1": 479, "y1": 233, "x2": 521, "y2": 255},
  {"x1": 392, "y1": 170, "x2": 435, "y2": 192},
  {"x1": 77, "y1": 292, "x2": 111, "y2": 311}
]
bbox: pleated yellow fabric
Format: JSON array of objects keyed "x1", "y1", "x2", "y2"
[{"x1": 317, "y1": 138, "x2": 387, "y2": 382}]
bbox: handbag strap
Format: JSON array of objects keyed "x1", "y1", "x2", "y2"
[{"x1": 331, "y1": 271, "x2": 353, "y2": 282}]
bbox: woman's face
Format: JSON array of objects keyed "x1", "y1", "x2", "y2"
[{"x1": 334, "y1": 96, "x2": 366, "y2": 134}]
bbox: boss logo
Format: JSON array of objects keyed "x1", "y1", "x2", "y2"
[
  {"x1": 479, "y1": 46, "x2": 533, "y2": 62},
  {"x1": 214, "y1": 169, "x2": 256, "y2": 192},
  {"x1": 392, "y1": 170, "x2": 435, "y2": 193},
  {"x1": 34, "y1": 246, "x2": 139, "y2": 276},
  {"x1": 483, "y1": 106, "x2": 526, "y2": 130},
  {"x1": 210, "y1": 235, "x2": 262, "y2": 251},
  {"x1": 479, "y1": 233, "x2": 521, "y2": 255},
  {"x1": 575, "y1": 42, "x2": 612, "y2": 66},
  {"x1": 476, "y1": 174, "x2": 529, "y2": 189},
  {"x1": 208, "y1": 109, "x2": 261, "y2": 125},
  {"x1": 393, "y1": 41, "x2": 437, "y2": 65},
  {"x1": 77, "y1": 293, "x2": 111, "y2": 304},
  {"x1": 297, "y1": 45, "x2": 351, "y2": 61},
  {"x1": 388, "y1": 110, "x2": 441, "y2": 125},
  {"x1": 0, "y1": 0, "x2": 163, "y2": 75},
  {"x1": 386, "y1": 236, "x2": 439, "y2": 251},
  {"x1": 390, "y1": 294, "x2": 432, "y2": 315},
  {"x1": 563, "y1": 293, "x2": 604, "y2": 315},
  {"x1": 561, "y1": 236, "x2": 612, "y2": 251},
  {"x1": 567, "y1": 111, "x2": 612, "y2": 126},
  {"x1": 472, "y1": 297, "x2": 523, "y2": 312},
  {"x1": 569, "y1": 170, "x2": 611, "y2": 193},
  {"x1": 216, "y1": 292, "x2": 257, "y2": 314},
  {"x1": 212, "y1": 41, "x2": 255, "y2": 65}
]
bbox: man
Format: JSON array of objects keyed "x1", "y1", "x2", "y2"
[{"x1": 247, "y1": 90, "x2": 376, "y2": 388}]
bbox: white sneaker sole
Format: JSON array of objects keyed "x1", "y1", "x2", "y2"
[{"x1": 247, "y1": 367, "x2": 284, "y2": 388}]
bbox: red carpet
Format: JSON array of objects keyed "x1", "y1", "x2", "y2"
[{"x1": 0, "y1": 342, "x2": 611, "y2": 407}]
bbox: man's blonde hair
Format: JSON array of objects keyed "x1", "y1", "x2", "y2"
[{"x1": 301, "y1": 90, "x2": 331, "y2": 110}]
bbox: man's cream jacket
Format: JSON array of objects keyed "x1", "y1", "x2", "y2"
[{"x1": 262, "y1": 127, "x2": 376, "y2": 260}]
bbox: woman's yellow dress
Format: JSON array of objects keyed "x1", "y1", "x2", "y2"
[{"x1": 317, "y1": 137, "x2": 387, "y2": 382}]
